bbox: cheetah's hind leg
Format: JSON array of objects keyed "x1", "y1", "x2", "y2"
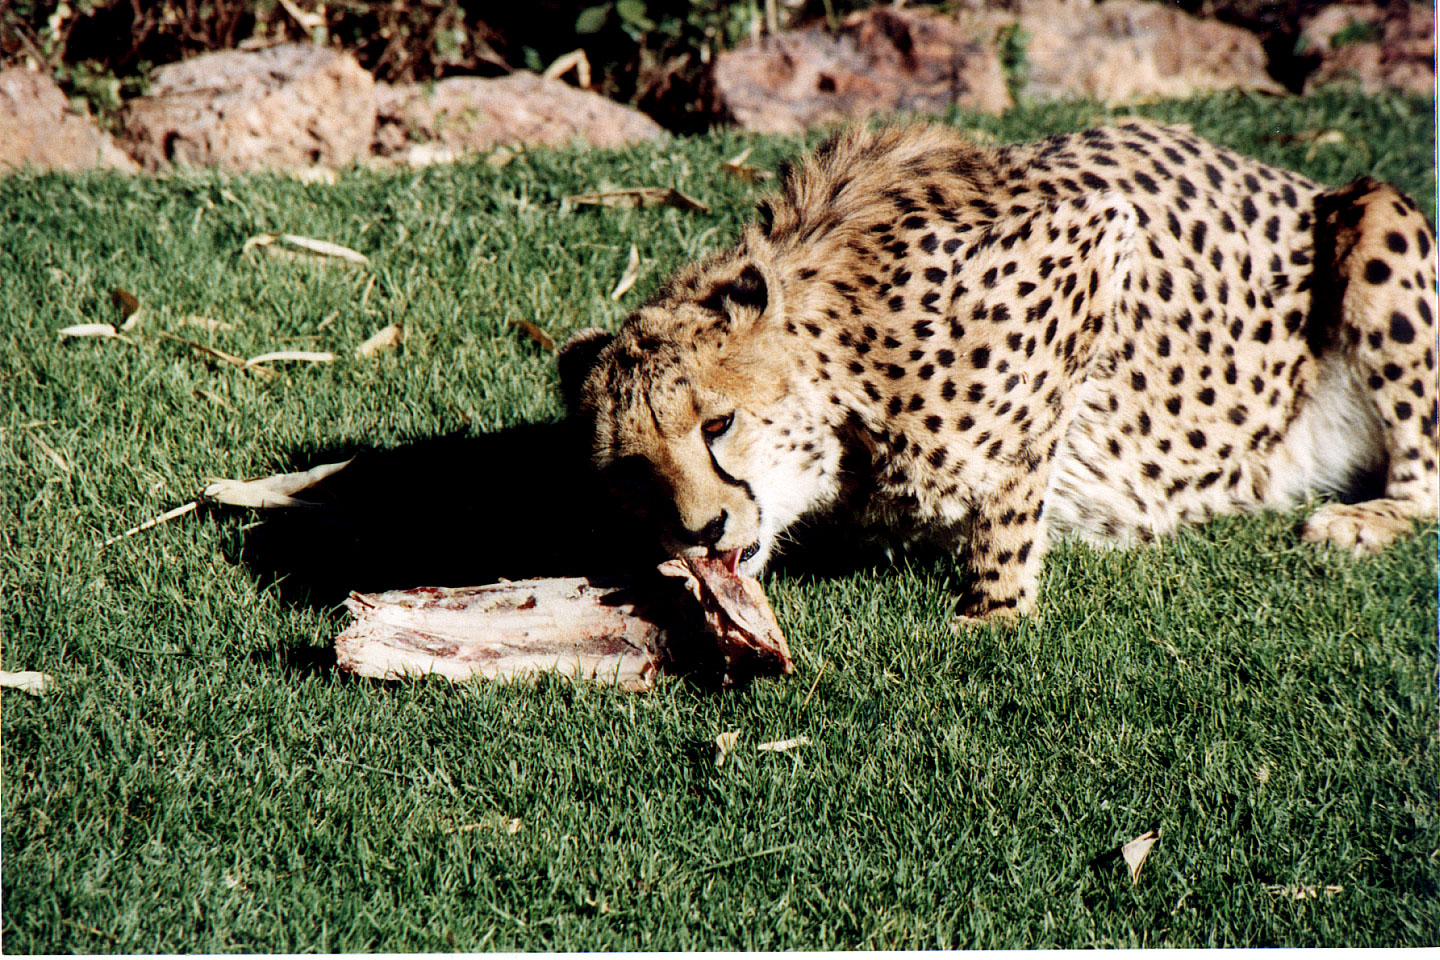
[{"x1": 1302, "y1": 178, "x2": 1439, "y2": 555}]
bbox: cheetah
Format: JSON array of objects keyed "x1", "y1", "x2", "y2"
[{"x1": 559, "y1": 121, "x2": 1438, "y2": 623}]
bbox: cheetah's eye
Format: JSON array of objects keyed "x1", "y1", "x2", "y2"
[{"x1": 701, "y1": 413, "x2": 735, "y2": 440}]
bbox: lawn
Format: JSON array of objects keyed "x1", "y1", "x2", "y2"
[{"x1": 2, "y1": 89, "x2": 1436, "y2": 951}]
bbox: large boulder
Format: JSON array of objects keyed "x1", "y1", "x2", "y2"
[
  {"x1": 961, "y1": 0, "x2": 1284, "y2": 104},
  {"x1": 710, "y1": 7, "x2": 1012, "y2": 135},
  {"x1": 371, "y1": 71, "x2": 664, "y2": 163},
  {"x1": 120, "y1": 44, "x2": 375, "y2": 172},
  {"x1": 0, "y1": 68, "x2": 138, "y2": 174},
  {"x1": 1299, "y1": 2, "x2": 1435, "y2": 95}
]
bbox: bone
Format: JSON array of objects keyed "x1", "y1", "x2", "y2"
[{"x1": 334, "y1": 557, "x2": 792, "y2": 690}]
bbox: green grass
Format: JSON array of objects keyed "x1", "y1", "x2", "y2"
[{"x1": 3, "y1": 90, "x2": 1436, "y2": 951}]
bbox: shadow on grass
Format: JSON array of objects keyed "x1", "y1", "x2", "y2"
[
  {"x1": 226, "y1": 419, "x2": 903, "y2": 613},
  {"x1": 226, "y1": 421, "x2": 647, "y2": 610}
]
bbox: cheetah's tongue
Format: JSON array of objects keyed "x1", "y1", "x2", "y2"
[{"x1": 718, "y1": 548, "x2": 742, "y2": 574}]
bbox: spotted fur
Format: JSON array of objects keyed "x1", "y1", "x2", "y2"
[{"x1": 561, "y1": 121, "x2": 1439, "y2": 622}]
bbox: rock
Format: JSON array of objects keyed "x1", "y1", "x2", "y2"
[
  {"x1": 709, "y1": 7, "x2": 1011, "y2": 135},
  {"x1": 120, "y1": 44, "x2": 375, "y2": 172},
  {"x1": 0, "y1": 68, "x2": 138, "y2": 174},
  {"x1": 1300, "y1": 2, "x2": 1435, "y2": 95},
  {"x1": 962, "y1": 0, "x2": 1283, "y2": 103},
  {"x1": 371, "y1": 72, "x2": 664, "y2": 163}
]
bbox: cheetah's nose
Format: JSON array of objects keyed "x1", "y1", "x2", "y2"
[{"x1": 682, "y1": 510, "x2": 728, "y2": 548}]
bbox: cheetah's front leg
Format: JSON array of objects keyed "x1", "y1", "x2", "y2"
[{"x1": 952, "y1": 471, "x2": 1051, "y2": 627}]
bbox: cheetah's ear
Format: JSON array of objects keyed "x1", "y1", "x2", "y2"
[
  {"x1": 557, "y1": 327, "x2": 614, "y2": 410},
  {"x1": 699, "y1": 260, "x2": 783, "y2": 328}
]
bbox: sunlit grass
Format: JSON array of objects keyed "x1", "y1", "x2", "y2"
[{"x1": 3, "y1": 90, "x2": 1435, "y2": 951}]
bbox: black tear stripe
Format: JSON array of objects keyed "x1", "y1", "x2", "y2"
[{"x1": 708, "y1": 448, "x2": 759, "y2": 504}]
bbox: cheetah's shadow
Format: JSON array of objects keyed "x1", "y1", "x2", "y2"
[{"x1": 228, "y1": 421, "x2": 899, "y2": 618}]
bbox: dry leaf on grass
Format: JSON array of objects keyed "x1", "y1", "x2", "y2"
[
  {"x1": 0, "y1": 670, "x2": 52, "y2": 695},
  {"x1": 1122, "y1": 830, "x2": 1159, "y2": 884},
  {"x1": 99, "y1": 500, "x2": 199, "y2": 548},
  {"x1": 181, "y1": 315, "x2": 235, "y2": 332},
  {"x1": 446, "y1": 815, "x2": 523, "y2": 836},
  {"x1": 563, "y1": 187, "x2": 710, "y2": 215},
  {"x1": 757, "y1": 736, "x2": 810, "y2": 753},
  {"x1": 543, "y1": 48, "x2": 592, "y2": 88},
  {"x1": 58, "y1": 323, "x2": 118, "y2": 340},
  {"x1": 288, "y1": 166, "x2": 338, "y2": 185},
  {"x1": 243, "y1": 350, "x2": 334, "y2": 369},
  {"x1": 202, "y1": 458, "x2": 353, "y2": 509},
  {"x1": 111, "y1": 287, "x2": 143, "y2": 331},
  {"x1": 721, "y1": 148, "x2": 771, "y2": 183},
  {"x1": 1265, "y1": 883, "x2": 1343, "y2": 900},
  {"x1": 512, "y1": 320, "x2": 555, "y2": 352},
  {"x1": 356, "y1": 323, "x2": 404, "y2": 357},
  {"x1": 242, "y1": 233, "x2": 369, "y2": 267},
  {"x1": 610, "y1": 245, "x2": 641, "y2": 301},
  {"x1": 714, "y1": 730, "x2": 741, "y2": 767},
  {"x1": 276, "y1": 0, "x2": 324, "y2": 29},
  {"x1": 1270, "y1": 129, "x2": 1347, "y2": 145},
  {"x1": 402, "y1": 144, "x2": 458, "y2": 168}
]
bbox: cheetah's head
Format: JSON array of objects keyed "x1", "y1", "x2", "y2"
[{"x1": 559, "y1": 259, "x2": 836, "y2": 575}]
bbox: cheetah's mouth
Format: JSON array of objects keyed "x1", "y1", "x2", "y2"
[{"x1": 718, "y1": 542, "x2": 762, "y2": 574}]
